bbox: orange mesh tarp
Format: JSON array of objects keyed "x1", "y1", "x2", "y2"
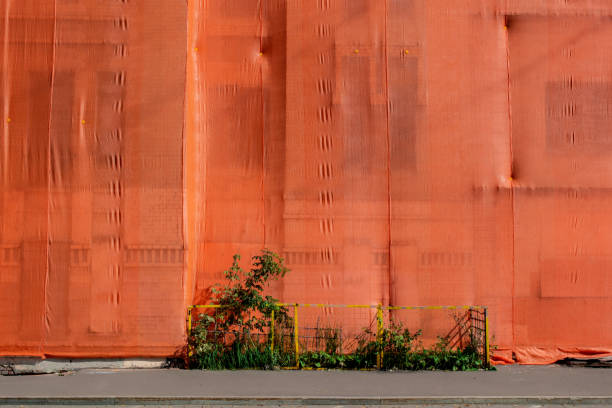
[{"x1": 1, "y1": 0, "x2": 611, "y2": 364}]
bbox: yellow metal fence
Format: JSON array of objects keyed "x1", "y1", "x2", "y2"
[{"x1": 187, "y1": 303, "x2": 490, "y2": 369}]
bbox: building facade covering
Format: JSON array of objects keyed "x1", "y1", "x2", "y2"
[{"x1": 0, "y1": 0, "x2": 611, "y2": 364}]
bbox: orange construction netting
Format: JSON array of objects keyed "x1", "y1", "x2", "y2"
[{"x1": 0, "y1": 0, "x2": 611, "y2": 364}]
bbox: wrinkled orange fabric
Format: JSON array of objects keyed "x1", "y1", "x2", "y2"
[{"x1": 1, "y1": 0, "x2": 611, "y2": 364}]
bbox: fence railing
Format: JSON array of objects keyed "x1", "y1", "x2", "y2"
[{"x1": 187, "y1": 303, "x2": 490, "y2": 369}]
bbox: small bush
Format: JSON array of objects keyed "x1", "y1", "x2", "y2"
[
  {"x1": 297, "y1": 322, "x2": 483, "y2": 371},
  {"x1": 189, "y1": 250, "x2": 292, "y2": 369},
  {"x1": 210, "y1": 250, "x2": 290, "y2": 333}
]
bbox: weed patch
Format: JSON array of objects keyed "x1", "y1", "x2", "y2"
[{"x1": 188, "y1": 251, "x2": 489, "y2": 371}]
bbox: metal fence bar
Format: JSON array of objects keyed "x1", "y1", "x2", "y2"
[
  {"x1": 485, "y1": 307, "x2": 490, "y2": 367},
  {"x1": 191, "y1": 304, "x2": 485, "y2": 310},
  {"x1": 270, "y1": 309, "x2": 275, "y2": 353},
  {"x1": 376, "y1": 304, "x2": 383, "y2": 369},
  {"x1": 187, "y1": 306, "x2": 192, "y2": 335},
  {"x1": 275, "y1": 303, "x2": 484, "y2": 310},
  {"x1": 294, "y1": 304, "x2": 299, "y2": 368}
]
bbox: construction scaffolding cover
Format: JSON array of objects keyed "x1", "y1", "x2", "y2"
[{"x1": 1, "y1": 0, "x2": 611, "y2": 364}]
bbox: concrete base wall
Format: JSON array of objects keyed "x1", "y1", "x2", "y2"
[{"x1": 0, "y1": 358, "x2": 168, "y2": 375}]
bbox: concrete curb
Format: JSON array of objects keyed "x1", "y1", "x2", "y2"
[{"x1": 1, "y1": 396, "x2": 612, "y2": 405}]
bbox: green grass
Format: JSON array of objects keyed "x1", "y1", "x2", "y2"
[
  {"x1": 190, "y1": 336, "x2": 485, "y2": 371},
  {"x1": 192, "y1": 341, "x2": 295, "y2": 370}
]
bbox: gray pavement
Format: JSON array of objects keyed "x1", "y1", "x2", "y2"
[
  {"x1": 0, "y1": 365, "x2": 611, "y2": 405},
  {"x1": 1, "y1": 406, "x2": 610, "y2": 408}
]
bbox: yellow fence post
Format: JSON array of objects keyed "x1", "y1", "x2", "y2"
[
  {"x1": 270, "y1": 309, "x2": 275, "y2": 353},
  {"x1": 376, "y1": 304, "x2": 383, "y2": 370},
  {"x1": 485, "y1": 307, "x2": 490, "y2": 368},
  {"x1": 294, "y1": 304, "x2": 299, "y2": 368},
  {"x1": 186, "y1": 306, "x2": 193, "y2": 369}
]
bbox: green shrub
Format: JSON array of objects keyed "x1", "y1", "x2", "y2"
[
  {"x1": 189, "y1": 250, "x2": 292, "y2": 369},
  {"x1": 210, "y1": 250, "x2": 290, "y2": 333}
]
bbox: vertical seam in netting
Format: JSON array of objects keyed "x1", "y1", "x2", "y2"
[
  {"x1": 2, "y1": 2, "x2": 9, "y2": 184},
  {"x1": 181, "y1": 0, "x2": 188, "y2": 290},
  {"x1": 201, "y1": 0, "x2": 210, "y2": 295},
  {"x1": 504, "y1": 18, "x2": 516, "y2": 350},
  {"x1": 259, "y1": 0, "x2": 266, "y2": 247},
  {"x1": 383, "y1": 0, "x2": 392, "y2": 307},
  {"x1": 43, "y1": 0, "x2": 59, "y2": 357},
  {"x1": 182, "y1": 0, "x2": 194, "y2": 304}
]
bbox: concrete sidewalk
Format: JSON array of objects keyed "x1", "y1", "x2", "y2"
[{"x1": 0, "y1": 365, "x2": 611, "y2": 405}]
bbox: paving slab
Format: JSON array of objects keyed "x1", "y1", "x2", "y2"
[
  {"x1": 2, "y1": 406, "x2": 612, "y2": 408},
  {"x1": 0, "y1": 365, "x2": 610, "y2": 405}
]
